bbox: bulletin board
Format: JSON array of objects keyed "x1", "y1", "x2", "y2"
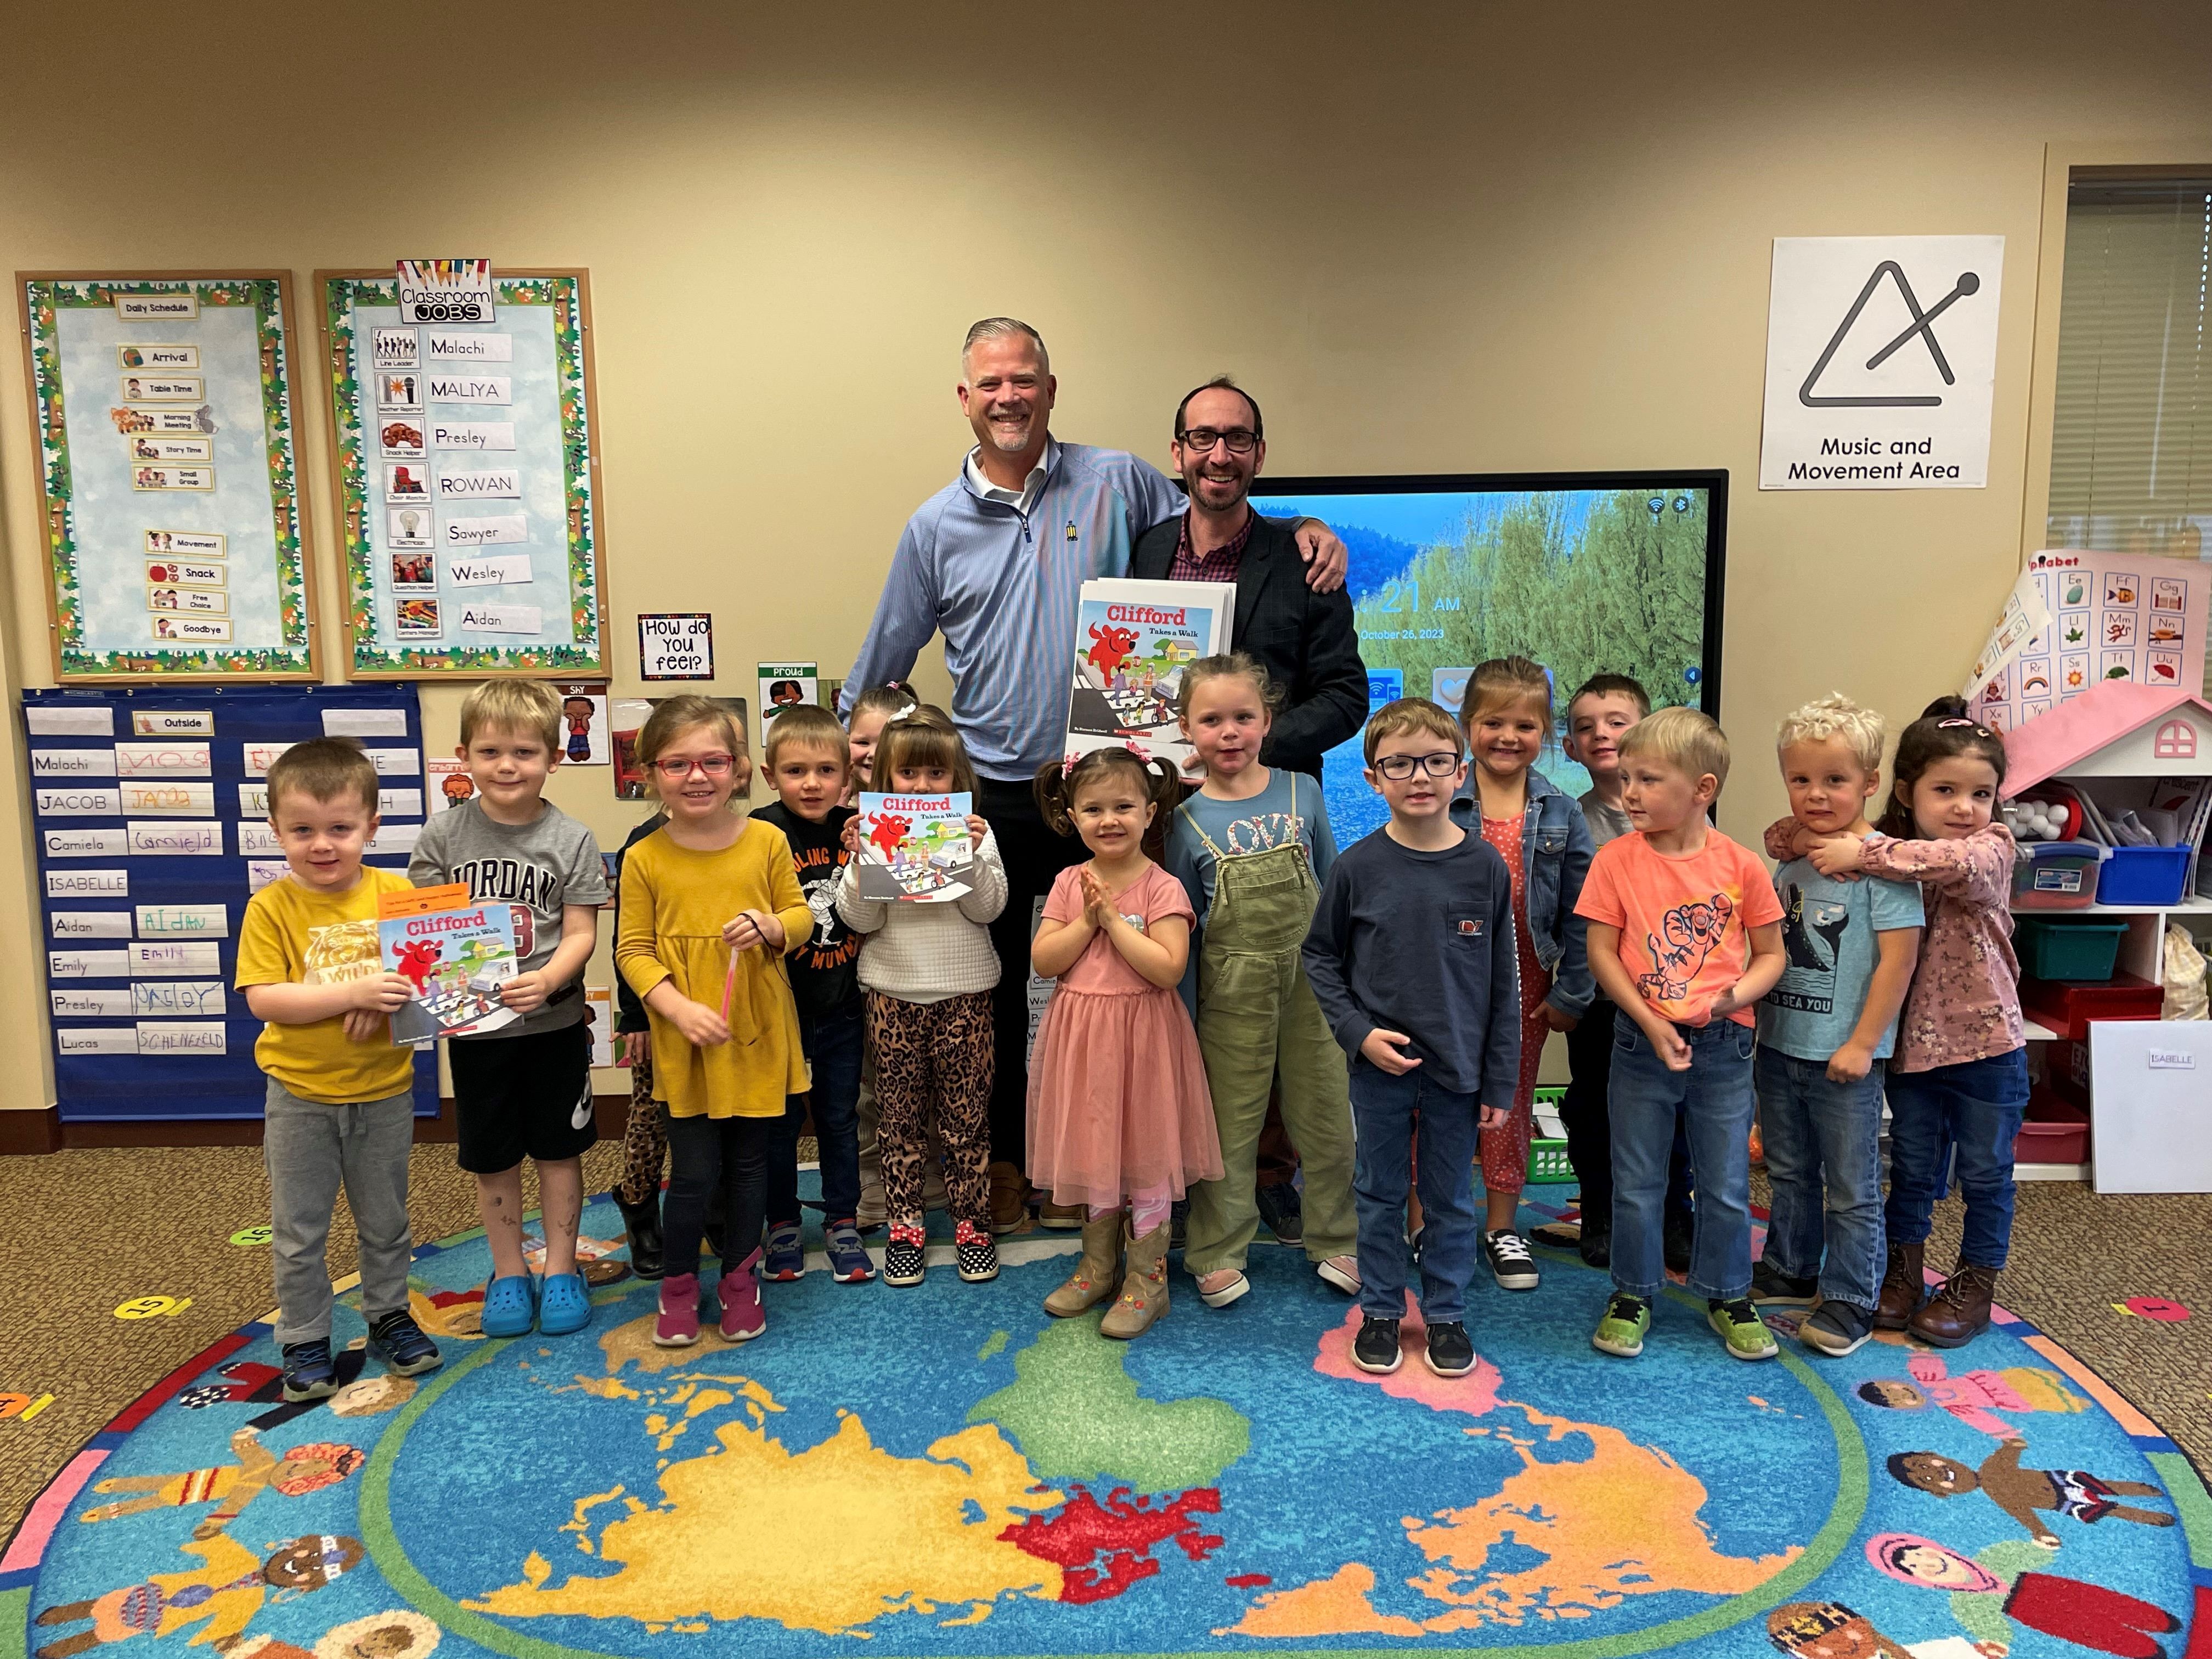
[
  {"x1": 15, "y1": 272, "x2": 318, "y2": 680},
  {"x1": 27, "y1": 684, "x2": 436, "y2": 1122},
  {"x1": 317, "y1": 268, "x2": 606, "y2": 677}
]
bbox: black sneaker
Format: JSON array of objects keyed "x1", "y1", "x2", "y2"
[
  {"x1": 1169, "y1": 1200, "x2": 1188, "y2": 1251},
  {"x1": 1749, "y1": 1261, "x2": 1820, "y2": 1307},
  {"x1": 1663, "y1": 1211, "x2": 1695, "y2": 1274},
  {"x1": 1423, "y1": 1321, "x2": 1476, "y2": 1378},
  {"x1": 366, "y1": 1310, "x2": 443, "y2": 1377},
  {"x1": 280, "y1": 1339, "x2": 341, "y2": 1402},
  {"x1": 1577, "y1": 1219, "x2": 1612, "y2": 1269},
  {"x1": 1799, "y1": 1299, "x2": 1875, "y2": 1356},
  {"x1": 1483, "y1": 1229, "x2": 1540, "y2": 1291},
  {"x1": 1254, "y1": 1182, "x2": 1304, "y2": 1246},
  {"x1": 1351, "y1": 1314, "x2": 1403, "y2": 1374},
  {"x1": 954, "y1": 1220, "x2": 998, "y2": 1284},
  {"x1": 882, "y1": 1225, "x2": 926, "y2": 1288}
]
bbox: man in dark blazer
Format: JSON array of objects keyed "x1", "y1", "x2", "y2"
[{"x1": 1130, "y1": 377, "x2": 1367, "y2": 780}]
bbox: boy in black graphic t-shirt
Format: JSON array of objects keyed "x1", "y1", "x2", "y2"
[{"x1": 753, "y1": 706, "x2": 873, "y2": 1284}]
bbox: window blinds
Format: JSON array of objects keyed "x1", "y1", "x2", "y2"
[{"x1": 2046, "y1": 177, "x2": 2212, "y2": 558}]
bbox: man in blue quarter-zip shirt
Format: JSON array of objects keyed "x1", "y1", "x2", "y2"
[{"x1": 841, "y1": 317, "x2": 1346, "y2": 1231}]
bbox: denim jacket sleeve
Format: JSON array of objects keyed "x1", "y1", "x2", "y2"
[{"x1": 1542, "y1": 788, "x2": 1596, "y2": 1020}]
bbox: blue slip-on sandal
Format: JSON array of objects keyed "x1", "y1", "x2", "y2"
[
  {"x1": 480, "y1": 1273, "x2": 537, "y2": 1338},
  {"x1": 537, "y1": 1271, "x2": 592, "y2": 1336}
]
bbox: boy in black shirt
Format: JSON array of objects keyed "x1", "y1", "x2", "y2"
[
  {"x1": 1303, "y1": 699, "x2": 1520, "y2": 1380},
  {"x1": 754, "y1": 706, "x2": 873, "y2": 1283}
]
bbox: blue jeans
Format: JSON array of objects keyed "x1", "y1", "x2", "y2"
[
  {"x1": 1883, "y1": 1048, "x2": 2029, "y2": 1269},
  {"x1": 1610, "y1": 1018, "x2": 1756, "y2": 1302},
  {"x1": 1349, "y1": 1062, "x2": 1481, "y2": 1324},
  {"x1": 1754, "y1": 1046, "x2": 1886, "y2": 1310},
  {"x1": 767, "y1": 1001, "x2": 865, "y2": 1225}
]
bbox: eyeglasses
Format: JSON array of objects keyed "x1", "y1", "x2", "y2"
[
  {"x1": 1176, "y1": 427, "x2": 1259, "y2": 455},
  {"x1": 650, "y1": 753, "x2": 737, "y2": 779},
  {"x1": 1373, "y1": 751, "x2": 1462, "y2": 780}
]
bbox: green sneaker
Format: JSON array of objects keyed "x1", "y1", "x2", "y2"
[
  {"x1": 1591, "y1": 1292, "x2": 1651, "y2": 1357},
  {"x1": 1708, "y1": 1297, "x2": 1779, "y2": 1361}
]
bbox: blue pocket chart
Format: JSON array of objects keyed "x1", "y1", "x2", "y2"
[{"x1": 25, "y1": 684, "x2": 435, "y2": 1121}]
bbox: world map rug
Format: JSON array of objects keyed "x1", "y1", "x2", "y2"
[{"x1": 4, "y1": 1194, "x2": 2208, "y2": 1659}]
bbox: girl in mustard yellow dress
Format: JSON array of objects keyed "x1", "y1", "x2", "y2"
[{"x1": 616, "y1": 696, "x2": 812, "y2": 1348}]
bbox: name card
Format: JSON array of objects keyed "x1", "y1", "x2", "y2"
[
  {"x1": 366, "y1": 822, "x2": 422, "y2": 856},
  {"x1": 443, "y1": 513, "x2": 526, "y2": 547},
  {"x1": 136, "y1": 904, "x2": 229, "y2": 937},
  {"x1": 242, "y1": 742, "x2": 295, "y2": 777},
  {"x1": 37, "y1": 787, "x2": 121, "y2": 816},
  {"x1": 51, "y1": 911, "x2": 133, "y2": 939},
  {"x1": 238, "y1": 822, "x2": 281, "y2": 856},
  {"x1": 237, "y1": 785, "x2": 270, "y2": 817},
  {"x1": 424, "y1": 331, "x2": 512, "y2": 361},
  {"x1": 25, "y1": 704, "x2": 116, "y2": 736},
  {"x1": 323, "y1": 708, "x2": 410, "y2": 737},
  {"x1": 247, "y1": 860, "x2": 289, "y2": 893},
  {"x1": 43, "y1": 828, "x2": 127, "y2": 857},
  {"x1": 426, "y1": 374, "x2": 510, "y2": 404},
  {"x1": 448, "y1": 554, "x2": 532, "y2": 587},
  {"x1": 132, "y1": 981, "x2": 227, "y2": 1017},
  {"x1": 50, "y1": 950, "x2": 129, "y2": 978},
  {"x1": 52, "y1": 988, "x2": 132, "y2": 1018},
  {"x1": 120, "y1": 780, "x2": 216, "y2": 815},
  {"x1": 381, "y1": 788, "x2": 423, "y2": 816},
  {"x1": 458, "y1": 603, "x2": 542, "y2": 634},
  {"x1": 436, "y1": 469, "x2": 520, "y2": 500},
  {"x1": 46, "y1": 868, "x2": 128, "y2": 897},
  {"x1": 363, "y1": 748, "x2": 421, "y2": 776},
  {"x1": 58, "y1": 1027, "x2": 137, "y2": 1054},
  {"x1": 31, "y1": 749, "x2": 117, "y2": 777},
  {"x1": 131, "y1": 941, "x2": 222, "y2": 975},
  {"x1": 137, "y1": 1022, "x2": 225, "y2": 1055},
  {"x1": 431, "y1": 421, "x2": 514, "y2": 452},
  {"x1": 129, "y1": 821, "x2": 222, "y2": 856},
  {"x1": 116, "y1": 741, "x2": 210, "y2": 777}
]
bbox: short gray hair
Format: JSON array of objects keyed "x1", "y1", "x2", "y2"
[{"x1": 962, "y1": 317, "x2": 1049, "y2": 378}]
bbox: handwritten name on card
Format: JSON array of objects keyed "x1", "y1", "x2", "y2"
[
  {"x1": 130, "y1": 941, "x2": 221, "y2": 976},
  {"x1": 120, "y1": 780, "x2": 216, "y2": 816},
  {"x1": 115, "y1": 741, "x2": 210, "y2": 777},
  {"x1": 135, "y1": 904, "x2": 229, "y2": 937},
  {"x1": 237, "y1": 822, "x2": 281, "y2": 856},
  {"x1": 136, "y1": 1022, "x2": 225, "y2": 1055},
  {"x1": 241, "y1": 743, "x2": 295, "y2": 777},
  {"x1": 132, "y1": 981, "x2": 226, "y2": 1018},
  {"x1": 236, "y1": 785, "x2": 270, "y2": 817},
  {"x1": 129, "y1": 822, "x2": 222, "y2": 856},
  {"x1": 247, "y1": 860, "x2": 289, "y2": 893}
]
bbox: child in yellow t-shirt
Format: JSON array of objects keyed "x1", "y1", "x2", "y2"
[
  {"x1": 614, "y1": 696, "x2": 812, "y2": 1349},
  {"x1": 234, "y1": 739, "x2": 443, "y2": 1404}
]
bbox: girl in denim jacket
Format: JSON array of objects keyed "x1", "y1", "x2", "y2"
[{"x1": 1449, "y1": 657, "x2": 1595, "y2": 1292}]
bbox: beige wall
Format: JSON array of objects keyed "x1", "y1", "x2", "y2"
[{"x1": 4, "y1": 3, "x2": 2210, "y2": 1113}]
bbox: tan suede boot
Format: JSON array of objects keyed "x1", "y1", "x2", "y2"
[
  {"x1": 1101, "y1": 1222, "x2": 1170, "y2": 1339},
  {"x1": 1044, "y1": 1212, "x2": 1124, "y2": 1318}
]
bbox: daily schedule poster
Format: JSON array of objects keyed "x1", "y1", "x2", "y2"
[
  {"x1": 318, "y1": 267, "x2": 607, "y2": 675},
  {"x1": 16, "y1": 273, "x2": 317, "y2": 679}
]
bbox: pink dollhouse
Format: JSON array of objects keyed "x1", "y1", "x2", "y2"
[{"x1": 2002, "y1": 682, "x2": 2212, "y2": 794}]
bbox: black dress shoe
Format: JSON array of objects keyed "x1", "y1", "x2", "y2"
[{"x1": 613, "y1": 1189, "x2": 664, "y2": 1282}]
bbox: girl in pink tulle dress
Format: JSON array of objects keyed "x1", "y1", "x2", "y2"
[{"x1": 1026, "y1": 746, "x2": 1223, "y2": 1338}]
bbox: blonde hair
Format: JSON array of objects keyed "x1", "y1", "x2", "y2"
[
  {"x1": 635, "y1": 695, "x2": 749, "y2": 804},
  {"x1": 1173, "y1": 651, "x2": 1282, "y2": 719},
  {"x1": 1619, "y1": 705, "x2": 1730, "y2": 792},
  {"x1": 1461, "y1": 655, "x2": 1553, "y2": 728},
  {"x1": 873, "y1": 704, "x2": 979, "y2": 795},
  {"x1": 1776, "y1": 692, "x2": 1884, "y2": 774},
  {"x1": 765, "y1": 703, "x2": 849, "y2": 769},
  {"x1": 459, "y1": 680, "x2": 561, "y2": 751},
  {"x1": 1363, "y1": 697, "x2": 1465, "y2": 766},
  {"x1": 267, "y1": 737, "x2": 379, "y2": 816}
]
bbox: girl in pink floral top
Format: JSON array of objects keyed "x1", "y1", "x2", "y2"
[{"x1": 1773, "y1": 698, "x2": 2024, "y2": 1352}]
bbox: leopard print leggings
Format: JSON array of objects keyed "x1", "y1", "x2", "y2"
[
  {"x1": 616, "y1": 1049, "x2": 666, "y2": 1205},
  {"x1": 867, "y1": 990, "x2": 992, "y2": 1227}
]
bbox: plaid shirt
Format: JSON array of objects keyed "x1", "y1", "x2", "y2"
[{"x1": 1167, "y1": 509, "x2": 1255, "y2": 583}]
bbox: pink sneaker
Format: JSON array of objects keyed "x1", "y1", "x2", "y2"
[
  {"x1": 654, "y1": 1272, "x2": 700, "y2": 1346},
  {"x1": 718, "y1": 1249, "x2": 765, "y2": 1343}
]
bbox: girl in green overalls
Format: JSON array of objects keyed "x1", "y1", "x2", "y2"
[{"x1": 1165, "y1": 654, "x2": 1361, "y2": 1309}]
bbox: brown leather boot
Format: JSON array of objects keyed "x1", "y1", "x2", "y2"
[
  {"x1": 1874, "y1": 1239, "x2": 1925, "y2": 1330},
  {"x1": 1044, "y1": 1212, "x2": 1124, "y2": 1317},
  {"x1": 1911, "y1": 1263, "x2": 1997, "y2": 1349},
  {"x1": 986, "y1": 1162, "x2": 1030, "y2": 1236}
]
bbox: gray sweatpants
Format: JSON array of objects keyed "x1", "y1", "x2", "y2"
[{"x1": 264, "y1": 1077, "x2": 416, "y2": 1346}]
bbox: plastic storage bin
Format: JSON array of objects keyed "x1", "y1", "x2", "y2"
[
  {"x1": 2015, "y1": 1088, "x2": 2091, "y2": 1166},
  {"x1": 2010, "y1": 842, "x2": 2107, "y2": 910},
  {"x1": 2095, "y1": 844, "x2": 2190, "y2": 907},
  {"x1": 2020, "y1": 969, "x2": 2163, "y2": 1037},
  {"x1": 1526, "y1": 1139, "x2": 1576, "y2": 1184},
  {"x1": 2015, "y1": 917, "x2": 2130, "y2": 981}
]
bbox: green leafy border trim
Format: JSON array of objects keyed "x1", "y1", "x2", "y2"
[
  {"x1": 325, "y1": 275, "x2": 603, "y2": 674},
  {"x1": 23, "y1": 276, "x2": 312, "y2": 677}
]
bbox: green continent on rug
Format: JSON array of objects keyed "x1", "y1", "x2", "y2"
[{"x1": 5, "y1": 1197, "x2": 2204, "y2": 1659}]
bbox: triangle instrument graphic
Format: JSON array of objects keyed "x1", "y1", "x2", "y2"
[{"x1": 1798, "y1": 261, "x2": 1983, "y2": 408}]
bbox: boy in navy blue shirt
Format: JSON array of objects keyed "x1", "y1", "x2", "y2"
[{"x1": 1303, "y1": 699, "x2": 1520, "y2": 1380}]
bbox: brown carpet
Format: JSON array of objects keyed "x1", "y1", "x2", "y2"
[{"x1": 1, "y1": 1147, "x2": 2205, "y2": 1545}]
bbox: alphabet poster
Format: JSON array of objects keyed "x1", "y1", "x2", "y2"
[
  {"x1": 1970, "y1": 549, "x2": 2208, "y2": 731},
  {"x1": 17, "y1": 273, "x2": 317, "y2": 679},
  {"x1": 318, "y1": 268, "x2": 606, "y2": 675}
]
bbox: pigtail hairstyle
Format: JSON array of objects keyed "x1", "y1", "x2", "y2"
[
  {"x1": 1876, "y1": 695, "x2": 2009, "y2": 839},
  {"x1": 1035, "y1": 747, "x2": 1183, "y2": 859}
]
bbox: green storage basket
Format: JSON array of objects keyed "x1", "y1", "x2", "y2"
[
  {"x1": 2014, "y1": 916, "x2": 2129, "y2": 982},
  {"x1": 1527, "y1": 1138, "x2": 1576, "y2": 1184}
]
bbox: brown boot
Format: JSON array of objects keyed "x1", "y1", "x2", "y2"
[
  {"x1": 1874, "y1": 1239, "x2": 1925, "y2": 1330},
  {"x1": 986, "y1": 1162, "x2": 1030, "y2": 1236},
  {"x1": 1911, "y1": 1263, "x2": 1997, "y2": 1348},
  {"x1": 1045, "y1": 1212, "x2": 1124, "y2": 1317},
  {"x1": 1100, "y1": 1222, "x2": 1170, "y2": 1339}
]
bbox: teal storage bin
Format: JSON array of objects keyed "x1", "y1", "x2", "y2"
[{"x1": 2013, "y1": 916, "x2": 2129, "y2": 981}]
